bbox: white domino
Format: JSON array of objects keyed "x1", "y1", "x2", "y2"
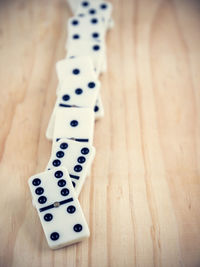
[
  {"x1": 66, "y1": 15, "x2": 106, "y2": 48},
  {"x1": 67, "y1": 0, "x2": 114, "y2": 31},
  {"x1": 58, "y1": 75, "x2": 100, "y2": 108},
  {"x1": 66, "y1": 15, "x2": 107, "y2": 74},
  {"x1": 28, "y1": 168, "x2": 90, "y2": 249},
  {"x1": 53, "y1": 107, "x2": 95, "y2": 143},
  {"x1": 76, "y1": 0, "x2": 113, "y2": 31},
  {"x1": 56, "y1": 56, "x2": 96, "y2": 84},
  {"x1": 46, "y1": 139, "x2": 95, "y2": 195},
  {"x1": 46, "y1": 96, "x2": 103, "y2": 140}
]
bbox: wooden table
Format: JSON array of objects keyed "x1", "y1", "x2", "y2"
[{"x1": 0, "y1": 0, "x2": 200, "y2": 266}]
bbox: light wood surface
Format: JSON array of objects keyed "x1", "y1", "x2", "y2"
[{"x1": 0, "y1": 0, "x2": 200, "y2": 266}]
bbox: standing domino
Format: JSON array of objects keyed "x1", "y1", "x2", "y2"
[{"x1": 28, "y1": 168, "x2": 90, "y2": 249}]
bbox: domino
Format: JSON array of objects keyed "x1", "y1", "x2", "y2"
[
  {"x1": 66, "y1": 15, "x2": 106, "y2": 48},
  {"x1": 46, "y1": 96, "x2": 102, "y2": 141},
  {"x1": 28, "y1": 167, "x2": 90, "y2": 249},
  {"x1": 46, "y1": 139, "x2": 95, "y2": 195},
  {"x1": 76, "y1": 0, "x2": 113, "y2": 31},
  {"x1": 58, "y1": 75, "x2": 100, "y2": 108},
  {"x1": 67, "y1": 0, "x2": 114, "y2": 31},
  {"x1": 53, "y1": 107, "x2": 95, "y2": 143},
  {"x1": 46, "y1": 99, "x2": 103, "y2": 140},
  {"x1": 56, "y1": 56, "x2": 97, "y2": 84}
]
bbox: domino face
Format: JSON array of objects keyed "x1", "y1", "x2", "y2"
[
  {"x1": 56, "y1": 56, "x2": 96, "y2": 84},
  {"x1": 66, "y1": 15, "x2": 105, "y2": 48},
  {"x1": 28, "y1": 168, "x2": 90, "y2": 249},
  {"x1": 46, "y1": 139, "x2": 95, "y2": 195},
  {"x1": 58, "y1": 75, "x2": 100, "y2": 108},
  {"x1": 46, "y1": 94, "x2": 102, "y2": 140},
  {"x1": 76, "y1": 0, "x2": 113, "y2": 30},
  {"x1": 53, "y1": 107, "x2": 95, "y2": 143}
]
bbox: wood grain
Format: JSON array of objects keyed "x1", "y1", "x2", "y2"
[{"x1": 0, "y1": 0, "x2": 200, "y2": 266}]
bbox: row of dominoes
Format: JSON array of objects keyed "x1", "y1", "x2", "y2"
[{"x1": 28, "y1": 0, "x2": 113, "y2": 250}]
